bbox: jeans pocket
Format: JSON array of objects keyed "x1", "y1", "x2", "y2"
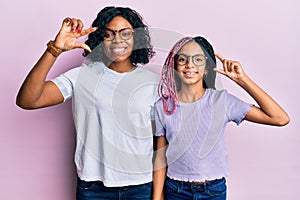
[
  {"x1": 207, "y1": 181, "x2": 227, "y2": 197},
  {"x1": 77, "y1": 178, "x2": 94, "y2": 190},
  {"x1": 165, "y1": 178, "x2": 179, "y2": 193},
  {"x1": 142, "y1": 182, "x2": 153, "y2": 191}
]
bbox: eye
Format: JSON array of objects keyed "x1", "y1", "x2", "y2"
[
  {"x1": 104, "y1": 30, "x2": 114, "y2": 38},
  {"x1": 177, "y1": 55, "x2": 187, "y2": 63},
  {"x1": 195, "y1": 57, "x2": 204, "y2": 62},
  {"x1": 193, "y1": 55, "x2": 206, "y2": 65},
  {"x1": 121, "y1": 31, "x2": 132, "y2": 37},
  {"x1": 120, "y1": 29, "x2": 134, "y2": 39}
]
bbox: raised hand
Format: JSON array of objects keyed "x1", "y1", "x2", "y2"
[
  {"x1": 53, "y1": 17, "x2": 98, "y2": 52},
  {"x1": 213, "y1": 52, "x2": 289, "y2": 126},
  {"x1": 214, "y1": 53, "x2": 246, "y2": 82}
]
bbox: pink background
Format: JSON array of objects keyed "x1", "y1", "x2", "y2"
[{"x1": 1, "y1": 0, "x2": 299, "y2": 199}]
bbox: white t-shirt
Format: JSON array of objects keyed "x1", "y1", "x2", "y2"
[{"x1": 52, "y1": 62, "x2": 159, "y2": 187}]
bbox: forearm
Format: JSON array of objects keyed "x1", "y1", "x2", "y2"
[
  {"x1": 152, "y1": 164, "x2": 166, "y2": 200},
  {"x1": 237, "y1": 75, "x2": 290, "y2": 126},
  {"x1": 152, "y1": 136, "x2": 167, "y2": 200}
]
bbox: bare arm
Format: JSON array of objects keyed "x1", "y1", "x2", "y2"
[
  {"x1": 16, "y1": 18, "x2": 97, "y2": 109},
  {"x1": 152, "y1": 136, "x2": 167, "y2": 200},
  {"x1": 214, "y1": 53, "x2": 290, "y2": 126}
]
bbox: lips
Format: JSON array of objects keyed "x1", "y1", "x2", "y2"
[
  {"x1": 110, "y1": 47, "x2": 127, "y2": 55},
  {"x1": 183, "y1": 71, "x2": 198, "y2": 78}
]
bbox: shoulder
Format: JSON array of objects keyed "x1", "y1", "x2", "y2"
[
  {"x1": 154, "y1": 99, "x2": 165, "y2": 112},
  {"x1": 207, "y1": 88, "x2": 228, "y2": 95},
  {"x1": 154, "y1": 98, "x2": 163, "y2": 106},
  {"x1": 82, "y1": 61, "x2": 106, "y2": 74},
  {"x1": 206, "y1": 88, "x2": 228, "y2": 101}
]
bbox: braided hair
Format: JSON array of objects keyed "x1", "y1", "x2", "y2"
[{"x1": 159, "y1": 36, "x2": 217, "y2": 114}]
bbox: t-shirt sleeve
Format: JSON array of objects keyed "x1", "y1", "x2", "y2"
[
  {"x1": 225, "y1": 90, "x2": 253, "y2": 125},
  {"x1": 50, "y1": 67, "x2": 81, "y2": 102},
  {"x1": 154, "y1": 101, "x2": 166, "y2": 136}
]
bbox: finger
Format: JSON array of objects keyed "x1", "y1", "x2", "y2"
[
  {"x1": 227, "y1": 60, "x2": 233, "y2": 72},
  {"x1": 214, "y1": 68, "x2": 227, "y2": 76},
  {"x1": 223, "y1": 59, "x2": 230, "y2": 73},
  {"x1": 78, "y1": 43, "x2": 92, "y2": 52},
  {"x1": 214, "y1": 52, "x2": 225, "y2": 62},
  {"x1": 229, "y1": 61, "x2": 238, "y2": 72},
  {"x1": 76, "y1": 19, "x2": 84, "y2": 34},
  {"x1": 62, "y1": 17, "x2": 72, "y2": 26},
  {"x1": 233, "y1": 61, "x2": 241, "y2": 69},
  {"x1": 80, "y1": 27, "x2": 98, "y2": 36},
  {"x1": 72, "y1": 41, "x2": 92, "y2": 52},
  {"x1": 70, "y1": 18, "x2": 78, "y2": 32}
]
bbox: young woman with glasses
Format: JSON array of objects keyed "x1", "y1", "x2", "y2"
[
  {"x1": 16, "y1": 6, "x2": 159, "y2": 200},
  {"x1": 152, "y1": 36, "x2": 290, "y2": 200}
]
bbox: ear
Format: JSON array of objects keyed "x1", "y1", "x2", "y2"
[{"x1": 204, "y1": 68, "x2": 208, "y2": 76}]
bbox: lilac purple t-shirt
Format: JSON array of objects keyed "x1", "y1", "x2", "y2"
[{"x1": 154, "y1": 89, "x2": 252, "y2": 182}]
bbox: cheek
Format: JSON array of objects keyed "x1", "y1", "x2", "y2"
[
  {"x1": 102, "y1": 42, "x2": 110, "y2": 56},
  {"x1": 199, "y1": 68, "x2": 206, "y2": 75},
  {"x1": 128, "y1": 40, "x2": 134, "y2": 51}
]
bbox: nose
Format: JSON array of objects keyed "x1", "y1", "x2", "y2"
[
  {"x1": 185, "y1": 57, "x2": 195, "y2": 68},
  {"x1": 112, "y1": 32, "x2": 123, "y2": 43}
]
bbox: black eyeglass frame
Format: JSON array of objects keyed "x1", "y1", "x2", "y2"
[
  {"x1": 176, "y1": 53, "x2": 208, "y2": 67},
  {"x1": 103, "y1": 28, "x2": 135, "y2": 41}
]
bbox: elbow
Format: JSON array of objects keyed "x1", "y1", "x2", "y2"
[
  {"x1": 274, "y1": 114, "x2": 290, "y2": 127},
  {"x1": 280, "y1": 116, "x2": 290, "y2": 126},
  {"x1": 16, "y1": 96, "x2": 35, "y2": 110},
  {"x1": 16, "y1": 100, "x2": 31, "y2": 110},
  {"x1": 16, "y1": 97, "x2": 25, "y2": 109}
]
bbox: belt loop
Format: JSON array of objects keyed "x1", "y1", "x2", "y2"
[
  {"x1": 180, "y1": 180, "x2": 184, "y2": 191},
  {"x1": 203, "y1": 182, "x2": 207, "y2": 191}
]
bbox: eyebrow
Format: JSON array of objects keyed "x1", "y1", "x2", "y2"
[
  {"x1": 105, "y1": 27, "x2": 132, "y2": 32},
  {"x1": 177, "y1": 53, "x2": 205, "y2": 56}
]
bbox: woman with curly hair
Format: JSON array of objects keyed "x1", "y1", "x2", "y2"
[{"x1": 16, "y1": 6, "x2": 159, "y2": 200}]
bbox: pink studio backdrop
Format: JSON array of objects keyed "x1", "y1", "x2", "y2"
[{"x1": 1, "y1": 0, "x2": 299, "y2": 199}]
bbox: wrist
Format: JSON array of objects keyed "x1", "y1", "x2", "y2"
[
  {"x1": 236, "y1": 74, "x2": 252, "y2": 87},
  {"x1": 46, "y1": 40, "x2": 63, "y2": 57}
]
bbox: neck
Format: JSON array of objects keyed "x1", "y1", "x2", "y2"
[
  {"x1": 107, "y1": 60, "x2": 136, "y2": 73},
  {"x1": 177, "y1": 84, "x2": 205, "y2": 103}
]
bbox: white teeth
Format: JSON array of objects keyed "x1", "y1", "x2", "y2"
[
  {"x1": 111, "y1": 47, "x2": 126, "y2": 54},
  {"x1": 185, "y1": 72, "x2": 196, "y2": 75}
]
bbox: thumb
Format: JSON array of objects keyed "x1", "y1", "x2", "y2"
[
  {"x1": 75, "y1": 42, "x2": 92, "y2": 52},
  {"x1": 214, "y1": 68, "x2": 226, "y2": 76}
]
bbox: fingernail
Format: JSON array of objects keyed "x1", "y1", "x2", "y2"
[
  {"x1": 71, "y1": 27, "x2": 76, "y2": 32},
  {"x1": 77, "y1": 29, "x2": 82, "y2": 34}
]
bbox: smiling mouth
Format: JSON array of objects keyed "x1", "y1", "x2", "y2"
[
  {"x1": 110, "y1": 47, "x2": 127, "y2": 55},
  {"x1": 183, "y1": 71, "x2": 198, "y2": 77}
]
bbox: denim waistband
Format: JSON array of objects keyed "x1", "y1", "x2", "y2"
[{"x1": 166, "y1": 176, "x2": 226, "y2": 190}]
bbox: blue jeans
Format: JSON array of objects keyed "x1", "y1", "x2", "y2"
[
  {"x1": 165, "y1": 176, "x2": 227, "y2": 200},
  {"x1": 76, "y1": 178, "x2": 152, "y2": 200}
]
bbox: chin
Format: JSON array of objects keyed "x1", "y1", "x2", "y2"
[{"x1": 107, "y1": 52, "x2": 132, "y2": 63}]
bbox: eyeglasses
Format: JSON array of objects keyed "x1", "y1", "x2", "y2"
[
  {"x1": 103, "y1": 28, "x2": 134, "y2": 41},
  {"x1": 176, "y1": 54, "x2": 207, "y2": 66}
]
